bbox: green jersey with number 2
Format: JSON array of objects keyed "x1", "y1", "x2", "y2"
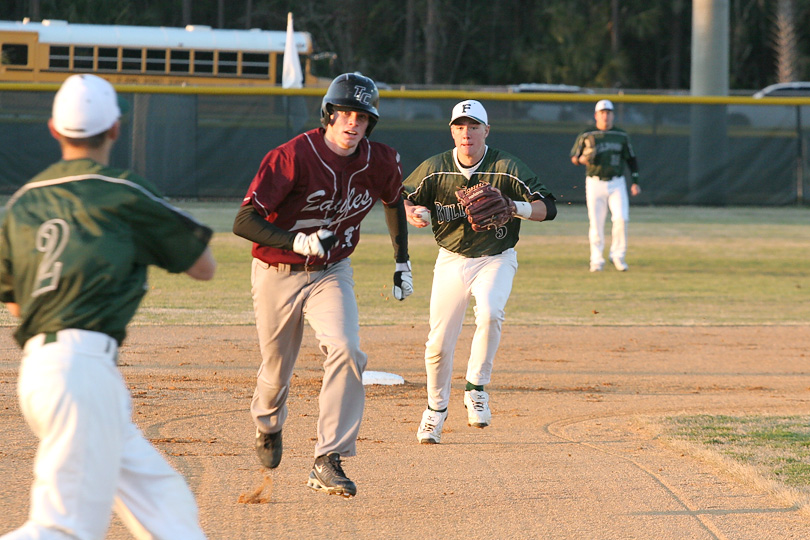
[{"x1": 0, "y1": 158, "x2": 212, "y2": 346}]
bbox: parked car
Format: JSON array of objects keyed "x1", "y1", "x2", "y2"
[
  {"x1": 727, "y1": 82, "x2": 810, "y2": 128},
  {"x1": 509, "y1": 83, "x2": 594, "y2": 123},
  {"x1": 375, "y1": 81, "x2": 445, "y2": 121},
  {"x1": 753, "y1": 81, "x2": 810, "y2": 98}
]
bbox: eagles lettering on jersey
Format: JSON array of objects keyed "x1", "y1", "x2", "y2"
[
  {"x1": 404, "y1": 147, "x2": 554, "y2": 258},
  {"x1": 243, "y1": 127, "x2": 403, "y2": 266}
]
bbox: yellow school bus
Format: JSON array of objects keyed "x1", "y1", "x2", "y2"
[{"x1": 0, "y1": 19, "x2": 327, "y2": 86}]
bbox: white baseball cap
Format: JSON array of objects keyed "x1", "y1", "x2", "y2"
[
  {"x1": 52, "y1": 74, "x2": 121, "y2": 138},
  {"x1": 450, "y1": 99, "x2": 488, "y2": 125},
  {"x1": 595, "y1": 99, "x2": 614, "y2": 112}
]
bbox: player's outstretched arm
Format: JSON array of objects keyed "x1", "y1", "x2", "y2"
[
  {"x1": 185, "y1": 247, "x2": 216, "y2": 281},
  {"x1": 4, "y1": 302, "x2": 19, "y2": 317}
]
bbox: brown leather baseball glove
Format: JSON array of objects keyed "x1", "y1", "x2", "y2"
[
  {"x1": 580, "y1": 134, "x2": 596, "y2": 162},
  {"x1": 455, "y1": 183, "x2": 517, "y2": 232}
]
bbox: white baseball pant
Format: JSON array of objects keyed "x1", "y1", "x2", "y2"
[
  {"x1": 250, "y1": 258, "x2": 367, "y2": 458},
  {"x1": 424, "y1": 247, "x2": 517, "y2": 411},
  {"x1": 585, "y1": 175, "x2": 629, "y2": 267},
  {"x1": 2, "y1": 329, "x2": 205, "y2": 540}
]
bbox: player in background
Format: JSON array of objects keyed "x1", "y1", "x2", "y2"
[
  {"x1": 570, "y1": 99, "x2": 641, "y2": 272},
  {"x1": 233, "y1": 72, "x2": 412, "y2": 497},
  {"x1": 403, "y1": 99, "x2": 557, "y2": 444},
  {"x1": 0, "y1": 74, "x2": 215, "y2": 539}
]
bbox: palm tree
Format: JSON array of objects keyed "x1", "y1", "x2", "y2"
[{"x1": 773, "y1": 0, "x2": 799, "y2": 82}]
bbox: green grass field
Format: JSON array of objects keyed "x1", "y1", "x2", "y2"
[
  {"x1": 3, "y1": 201, "x2": 806, "y2": 326},
  {"x1": 661, "y1": 415, "x2": 810, "y2": 490},
  {"x1": 96, "y1": 202, "x2": 810, "y2": 327}
]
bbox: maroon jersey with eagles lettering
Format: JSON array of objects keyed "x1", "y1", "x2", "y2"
[{"x1": 241, "y1": 127, "x2": 403, "y2": 265}]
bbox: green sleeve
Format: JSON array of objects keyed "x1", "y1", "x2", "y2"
[
  {"x1": 403, "y1": 160, "x2": 436, "y2": 206},
  {"x1": 129, "y1": 192, "x2": 213, "y2": 274},
  {"x1": 570, "y1": 133, "x2": 584, "y2": 157},
  {"x1": 0, "y1": 217, "x2": 14, "y2": 303}
]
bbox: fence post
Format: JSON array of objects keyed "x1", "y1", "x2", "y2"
[{"x1": 796, "y1": 105, "x2": 805, "y2": 205}]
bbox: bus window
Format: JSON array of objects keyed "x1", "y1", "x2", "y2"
[
  {"x1": 0, "y1": 20, "x2": 327, "y2": 86},
  {"x1": 146, "y1": 49, "x2": 166, "y2": 73},
  {"x1": 1, "y1": 43, "x2": 29, "y2": 66},
  {"x1": 49, "y1": 45, "x2": 70, "y2": 69},
  {"x1": 218, "y1": 51, "x2": 237, "y2": 75},
  {"x1": 170, "y1": 50, "x2": 190, "y2": 73},
  {"x1": 74, "y1": 46, "x2": 93, "y2": 70},
  {"x1": 242, "y1": 52, "x2": 269, "y2": 78},
  {"x1": 121, "y1": 48, "x2": 142, "y2": 72},
  {"x1": 194, "y1": 50, "x2": 214, "y2": 74},
  {"x1": 98, "y1": 47, "x2": 118, "y2": 71}
]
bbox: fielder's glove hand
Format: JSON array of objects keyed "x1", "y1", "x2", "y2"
[
  {"x1": 292, "y1": 229, "x2": 337, "y2": 257},
  {"x1": 392, "y1": 261, "x2": 413, "y2": 301},
  {"x1": 579, "y1": 134, "x2": 596, "y2": 164},
  {"x1": 456, "y1": 183, "x2": 516, "y2": 232}
]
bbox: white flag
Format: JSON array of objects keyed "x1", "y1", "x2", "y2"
[{"x1": 282, "y1": 12, "x2": 303, "y2": 89}]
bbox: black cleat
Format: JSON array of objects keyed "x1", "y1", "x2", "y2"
[
  {"x1": 255, "y1": 429, "x2": 282, "y2": 468},
  {"x1": 307, "y1": 452, "x2": 357, "y2": 497}
]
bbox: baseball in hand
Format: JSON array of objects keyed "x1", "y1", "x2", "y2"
[{"x1": 416, "y1": 208, "x2": 431, "y2": 223}]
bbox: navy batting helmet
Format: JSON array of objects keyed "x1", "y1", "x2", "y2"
[{"x1": 321, "y1": 72, "x2": 380, "y2": 136}]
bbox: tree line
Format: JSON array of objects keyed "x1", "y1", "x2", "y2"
[{"x1": 2, "y1": 0, "x2": 809, "y2": 91}]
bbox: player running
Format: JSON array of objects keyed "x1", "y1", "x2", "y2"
[
  {"x1": 233, "y1": 72, "x2": 411, "y2": 497},
  {"x1": 0, "y1": 74, "x2": 215, "y2": 539},
  {"x1": 403, "y1": 99, "x2": 557, "y2": 444}
]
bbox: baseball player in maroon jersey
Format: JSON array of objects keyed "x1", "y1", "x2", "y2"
[{"x1": 232, "y1": 72, "x2": 412, "y2": 497}]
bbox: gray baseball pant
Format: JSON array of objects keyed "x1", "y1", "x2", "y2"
[{"x1": 250, "y1": 258, "x2": 367, "y2": 458}]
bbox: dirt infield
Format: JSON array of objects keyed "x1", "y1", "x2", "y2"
[{"x1": 2, "y1": 324, "x2": 810, "y2": 539}]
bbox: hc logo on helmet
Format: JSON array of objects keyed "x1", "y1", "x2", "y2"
[{"x1": 353, "y1": 85, "x2": 373, "y2": 105}]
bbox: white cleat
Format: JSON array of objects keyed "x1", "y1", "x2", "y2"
[
  {"x1": 464, "y1": 390, "x2": 491, "y2": 428},
  {"x1": 589, "y1": 262, "x2": 603, "y2": 272},
  {"x1": 612, "y1": 258, "x2": 629, "y2": 272},
  {"x1": 417, "y1": 408, "x2": 448, "y2": 444}
]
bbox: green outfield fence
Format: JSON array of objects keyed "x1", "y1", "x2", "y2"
[{"x1": 1, "y1": 83, "x2": 808, "y2": 205}]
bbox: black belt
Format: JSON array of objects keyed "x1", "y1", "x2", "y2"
[
  {"x1": 38, "y1": 330, "x2": 119, "y2": 364},
  {"x1": 270, "y1": 262, "x2": 330, "y2": 272}
]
